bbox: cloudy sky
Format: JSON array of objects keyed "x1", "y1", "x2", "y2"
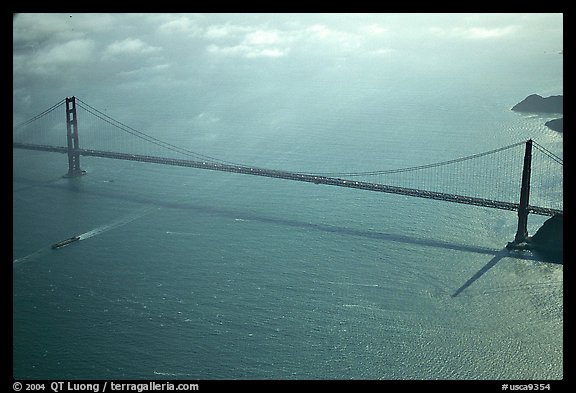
[{"x1": 13, "y1": 13, "x2": 563, "y2": 125}]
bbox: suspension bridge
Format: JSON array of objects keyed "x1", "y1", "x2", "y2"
[{"x1": 13, "y1": 96, "x2": 563, "y2": 246}]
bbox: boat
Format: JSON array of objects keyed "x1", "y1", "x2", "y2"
[{"x1": 51, "y1": 236, "x2": 81, "y2": 249}]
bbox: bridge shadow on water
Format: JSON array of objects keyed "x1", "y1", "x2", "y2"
[
  {"x1": 451, "y1": 248, "x2": 509, "y2": 298},
  {"x1": 451, "y1": 247, "x2": 563, "y2": 297},
  {"x1": 14, "y1": 176, "x2": 560, "y2": 295}
]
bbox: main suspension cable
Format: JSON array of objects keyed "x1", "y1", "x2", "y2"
[
  {"x1": 13, "y1": 99, "x2": 66, "y2": 130},
  {"x1": 76, "y1": 98, "x2": 250, "y2": 167},
  {"x1": 533, "y1": 140, "x2": 563, "y2": 165},
  {"x1": 306, "y1": 141, "x2": 526, "y2": 177}
]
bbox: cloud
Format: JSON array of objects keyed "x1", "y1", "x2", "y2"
[
  {"x1": 117, "y1": 63, "x2": 171, "y2": 78},
  {"x1": 429, "y1": 25, "x2": 517, "y2": 40},
  {"x1": 12, "y1": 13, "x2": 562, "y2": 113},
  {"x1": 204, "y1": 23, "x2": 252, "y2": 39},
  {"x1": 13, "y1": 13, "x2": 81, "y2": 44},
  {"x1": 245, "y1": 47, "x2": 289, "y2": 58},
  {"x1": 207, "y1": 44, "x2": 289, "y2": 58},
  {"x1": 103, "y1": 38, "x2": 162, "y2": 59},
  {"x1": 39, "y1": 38, "x2": 96, "y2": 64},
  {"x1": 367, "y1": 48, "x2": 395, "y2": 57},
  {"x1": 363, "y1": 24, "x2": 387, "y2": 35},
  {"x1": 464, "y1": 26, "x2": 516, "y2": 39},
  {"x1": 204, "y1": 22, "x2": 370, "y2": 59},
  {"x1": 201, "y1": 20, "x2": 390, "y2": 60},
  {"x1": 306, "y1": 24, "x2": 331, "y2": 39},
  {"x1": 244, "y1": 30, "x2": 281, "y2": 46},
  {"x1": 14, "y1": 38, "x2": 97, "y2": 76},
  {"x1": 205, "y1": 25, "x2": 292, "y2": 59},
  {"x1": 158, "y1": 15, "x2": 202, "y2": 36},
  {"x1": 303, "y1": 24, "x2": 363, "y2": 51}
]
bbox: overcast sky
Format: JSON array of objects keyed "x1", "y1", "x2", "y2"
[{"x1": 13, "y1": 13, "x2": 563, "y2": 123}]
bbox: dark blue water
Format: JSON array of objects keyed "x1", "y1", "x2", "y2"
[{"x1": 13, "y1": 50, "x2": 563, "y2": 380}]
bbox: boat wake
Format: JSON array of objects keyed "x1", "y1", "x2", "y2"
[
  {"x1": 13, "y1": 248, "x2": 49, "y2": 265},
  {"x1": 13, "y1": 207, "x2": 156, "y2": 266},
  {"x1": 165, "y1": 231, "x2": 200, "y2": 236},
  {"x1": 153, "y1": 370, "x2": 195, "y2": 377},
  {"x1": 78, "y1": 208, "x2": 156, "y2": 241},
  {"x1": 319, "y1": 280, "x2": 380, "y2": 288}
]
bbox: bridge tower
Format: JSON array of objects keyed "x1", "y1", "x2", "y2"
[
  {"x1": 63, "y1": 96, "x2": 85, "y2": 178},
  {"x1": 510, "y1": 139, "x2": 533, "y2": 246}
]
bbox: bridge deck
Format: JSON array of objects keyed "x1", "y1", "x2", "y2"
[{"x1": 13, "y1": 143, "x2": 562, "y2": 217}]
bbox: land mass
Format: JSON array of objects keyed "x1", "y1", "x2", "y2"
[
  {"x1": 511, "y1": 94, "x2": 563, "y2": 132},
  {"x1": 511, "y1": 94, "x2": 563, "y2": 114},
  {"x1": 528, "y1": 214, "x2": 563, "y2": 263},
  {"x1": 544, "y1": 118, "x2": 563, "y2": 132}
]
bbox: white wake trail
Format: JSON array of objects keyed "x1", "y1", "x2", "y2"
[
  {"x1": 78, "y1": 208, "x2": 155, "y2": 241},
  {"x1": 13, "y1": 248, "x2": 49, "y2": 265},
  {"x1": 13, "y1": 207, "x2": 157, "y2": 266}
]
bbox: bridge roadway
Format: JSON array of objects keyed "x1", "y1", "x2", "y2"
[{"x1": 13, "y1": 142, "x2": 562, "y2": 217}]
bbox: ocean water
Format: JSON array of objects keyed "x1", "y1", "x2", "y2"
[{"x1": 13, "y1": 53, "x2": 563, "y2": 380}]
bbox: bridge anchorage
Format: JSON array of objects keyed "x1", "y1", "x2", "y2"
[
  {"x1": 62, "y1": 96, "x2": 86, "y2": 178},
  {"x1": 13, "y1": 97, "x2": 562, "y2": 251}
]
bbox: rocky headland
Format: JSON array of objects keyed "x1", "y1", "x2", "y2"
[
  {"x1": 528, "y1": 214, "x2": 563, "y2": 263},
  {"x1": 544, "y1": 118, "x2": 563, "y2": 132},
  {"x1": 511, "y1": 94, "x2": 563, "y2": 113},
  {"x1": 511, "y1": 94, "x2": 563, "y2": 132}
]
